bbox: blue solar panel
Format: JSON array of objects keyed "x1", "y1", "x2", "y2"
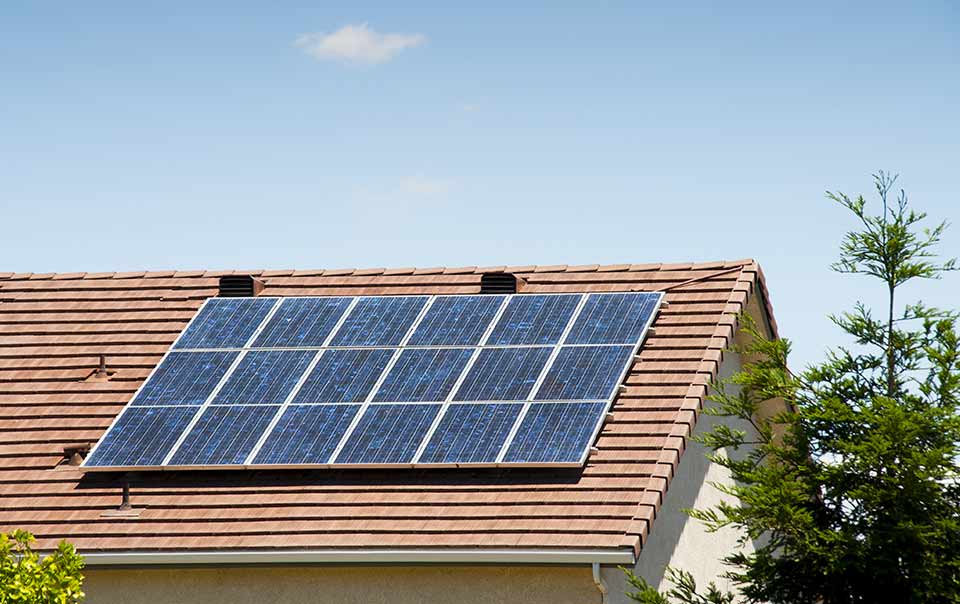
[
  {"x1": 535, "y1": 345, "x2": 633, "y2": 400},
  {"x1": 453, "y1": 347, "x2": 552, "y2": 401},
  {"x1": 419, "y1": 403, "x2": 522, "y2": 464},
  {"x1": 169, "y1": 405, "x2": 280, "y2": 465},
  {"x1": 407, "y1": 295, "x2": 505, "y2": 346},
  {"x1": 503, "y1": 402, "x2": 606, "y2": 463},
  {"x1": 485, "y1": 294, "x2": 581, "y2": 345},
  {"x1": 330, "y1": 296, "x2": 429, "y2": 347},
  {"x1": 253, "y1": 404, "x2": 360, "y2": 465},
  {"x1": 212, "y1": 350, "x2": 315, "y2": 405},
  {"x1": 373, "y1": 348, "x2": 473, "y2": 402},
  {"x1": 130, "y1": 351, "x2": 238, "y2": 407},
  {"x1": 566, "y1": 293, "x2": 660, "y2": 345},
  {"x1": 252, "y1": 297, "x2": 352, "y2": 347},
  {"x1": 334, "y1": 404, "x2": 440, "y2": 464},
  {"x1": 87, "y1": 292, "x2": 660, "y2": 470},
  {"x1": 85, "y1": 407, "x2": 198, "y2": 467},
  {"x1": 174, "y1": 298, "x2": 276, "y2": 349},
  {"x1": 292, "y1": 349, "x2": 394, "y2": 403}
]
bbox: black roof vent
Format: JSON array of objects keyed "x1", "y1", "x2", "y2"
[
  {"x1": 218, "y1": 275, "x2": 264, "y2": 298},
  {"x1": 480, "y1": 272, "x2": 523, "y2": 295}
]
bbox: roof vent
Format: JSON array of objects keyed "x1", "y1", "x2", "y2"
[
  {"x1": 480, "y1": 272, "x2": 523, "y2": 295},
  {"x1": 218, "y1": 275, "x2": 264, "y2": 297}
]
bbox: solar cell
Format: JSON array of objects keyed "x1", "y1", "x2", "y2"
[
  {"x1": 252, "y1": 297, "x2": 352, "y2": 347},
  {"x1": 292, "y1": 349, "x2": 394, "y2": 404},
  {"x1": 418, "y1": 403, "x2": 522, "y2": 464},
  {"x1": 212, "y1": 350, "x2": 315, "y2": 405},
  {"x1": 453, "y1": 347, "x2": 552, "y2": 401},
  {"x1": 566, "y1": 293, "x2": 660, "y2": 345},
  {"x1": 329, "y1": 296, "x2": 429, "y2": 347},
  {"x1": 334, "y1": 404, "x2": 440, "y2": 464},
  {"x1": 406, "y1": 295, "x2": 505, "y2": 346},
  {"x1": 485, "y1": 294, "x2": 581, "y2": 345},
  {"x1": 253, "y1": 404, "x2": 360, "y2": 465},
  {"x1": 130, "y1": 351, "x2": 238, "y2": 407},
  {"x1": 85, "y1": 407, "x2": 198, "y2": 467},
  {"x1": 535, "y1": 345, "x2": 634, "y2": 400},
  {"x1": 503, "y1": 402, "x2": 606, "y2": 463},
  {"x1": 169, "y1": 405, "x2": 280, "y2": 466},
  {"x1": 373, "y1": 348, "x2": 473, "y2": 402},
  {"x1": 173, "y1": 298, "x2": 276, "y2": 349}
]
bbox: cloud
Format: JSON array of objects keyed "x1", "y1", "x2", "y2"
[
  {"x1": 295, "y1": 24, "x2": 426, "y2": 65},
  {"x1": 398, "y1": 175, "x2": 451, "y2": 196}
]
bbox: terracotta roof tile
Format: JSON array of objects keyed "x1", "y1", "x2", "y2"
[{"x1": 0, "y1": 260, "x2": 776, "y2": 559}]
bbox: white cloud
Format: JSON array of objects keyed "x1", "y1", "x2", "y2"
[
  {"x1": 295, "y1": 23, "x2": 426, "y2": 65},
  {"x1": 399, "y1": 175, "x2": 451, "y2": 196}
]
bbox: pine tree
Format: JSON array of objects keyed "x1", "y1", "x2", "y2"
[{"x1": 627, "y1": 173, "x2": 960, "y2": 603}]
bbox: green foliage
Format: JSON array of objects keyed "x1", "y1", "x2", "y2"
[
  {"x1": 0, "y1": 530, "x2": 84, "y2": 604},
  {"x1": 627, "y1": 173, "x2": 960, "y2": 603},
  {"x1": 623, "y1": 567, "x2": 736, "y2": 604}
]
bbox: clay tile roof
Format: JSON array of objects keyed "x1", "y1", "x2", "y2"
[{"x1": 0, "y1": 261, "x2": 776, "y2": 558}]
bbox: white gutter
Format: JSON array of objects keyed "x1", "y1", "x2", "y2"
[{"x1": 81, "y1": 548, "x2": 636, "y2": 567}]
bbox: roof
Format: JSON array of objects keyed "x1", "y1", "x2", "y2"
[{"x1": 0, "y1": 261, "x2": 776, "y2": 562}]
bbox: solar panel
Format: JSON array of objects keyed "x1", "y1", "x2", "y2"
[
  {"x1": 334, "y1": 404, "x2": 441, "y2": 464},
  {"x1": 503, "y1": 402, "x2": 607, "y2": 463},
  {"x1": 418, "y1": 403, "x2": 522, "y2": 464},
  {"x1": 452, "y1": 347, "x2": 552, "y2": 401},
  {"x1": 173, "y1": 298, "x2": 276, "y2": 350},
  {"x1": 169, "y1": 405, "x2": 280, "y2": 466},
  {"x1": 252, "y1": 297, "x2": 352, "y2": 348},
  {"x1": 83, "y1": 291, "x2": 662, "y2": 471},
  {"x1": 253, "y1": 404, "x2": 360, "y2": 465}
]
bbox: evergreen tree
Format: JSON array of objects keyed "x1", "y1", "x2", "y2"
[{"x1": 627, "y1": 173, "x2": 960, "y2": 603}]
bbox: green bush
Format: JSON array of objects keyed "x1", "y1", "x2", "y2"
[{"x1": 0, "y1": 530, "x2": 84, "y2": 603}]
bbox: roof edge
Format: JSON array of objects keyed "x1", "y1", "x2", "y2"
[{"x1": 80, "y1": 547, "x2": 636, "y2": 567}]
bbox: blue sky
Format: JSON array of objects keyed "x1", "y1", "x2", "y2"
[{"x1": 1, "y1": 1, "x2": 957, "y2": 366}]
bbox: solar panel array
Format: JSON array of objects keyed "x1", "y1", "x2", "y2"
[{"x1": 83, "y1": 291, "x2": 662, "y2": 470}]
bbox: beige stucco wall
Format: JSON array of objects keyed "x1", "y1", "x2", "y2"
[{"x1": 83, "y1": 565, "x2": 601, "y2": 604}]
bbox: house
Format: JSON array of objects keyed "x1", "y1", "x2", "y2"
[{"x1": 0, "y1": 261, "x2": 778, "y2": 604}]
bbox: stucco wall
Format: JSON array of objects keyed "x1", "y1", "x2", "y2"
[
  {"x1": 601, "y1": 351, "x2": 757, "y2": 602},
  {"x1": 83, "y1": 564, "x2": 601, "y2": 604}
]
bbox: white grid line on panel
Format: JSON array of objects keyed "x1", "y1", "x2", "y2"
[
  {"x1": 411, "y1": 294, "x2": 511, "y2": 464},
  {"x1": 80, "y1": 297, "x2": 222, "y2": 468},
  {"x1": 328, "y1": 296, "x2": 436, "y2": 464},
  {"x1": 160, "y1": 299, "x2": 283, "y2": 465},
  {"x1": 494, "y1": 293, "x2": 590, "y2": 463},
  {"x1": 166, "y1": 342, "x2": 637, "y2": 353}
]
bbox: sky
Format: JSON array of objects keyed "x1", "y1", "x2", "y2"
[{"x1": 1, "y1": 1, "x2": 958, "y2": 367}]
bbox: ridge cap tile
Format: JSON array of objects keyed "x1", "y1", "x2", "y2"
[
  {"x1": 172, "y1": 270, "x2": 206, "y2": 278},
  {"x1": 442, "y1": 266, "x2": 476, "y2": 274},
  {"x1": 597, "y1": 264, "x2": 631, "y2": 272},
  {"x1": 113, "y1": 271, "x2": 146, "y2": 279},
  {"x1": 83, "y1": 272, "x2": 118, "y2": 280},
  {"x1": 533, "y1": 264, "x2": 568, "y2": 273},
  {"x1": 503, "y1": 265, "x2": 536, "y2": 273},
  {"x1": 260, "y1": 270, "x2": 296, "y2": 277},
  {"x1": 352, "y1": 268, "x2": 386, "y2": 276},
  {"x1": 28, "y1": 273, "x2": 56, "y2": 280},
  {"x1": 412, "y1": 267, "x2": 445, "y2": 275},
  {"x1": 566, "y1": 264, "x2": 599, "y2": 273},
  {"x1": 474, "y1": 266, "x2": 506, "y2": 273},
  {"x1": 382, "y1": 267, "x2": 416, "y2": 275},
  {"x1": 628, "y1": 263, "x2": 661, "y2": 271},
  {"x1": 51, "y1": 272, "x2": 86, "y2": 280}
]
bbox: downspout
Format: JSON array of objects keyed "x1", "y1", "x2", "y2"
[{"x1": 592, "y1": 562, "x2": 609, "y2": 604}]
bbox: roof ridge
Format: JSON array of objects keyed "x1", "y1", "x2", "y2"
[{"x1": 0, "y1": 259, "x2": 757, "y2": 282}]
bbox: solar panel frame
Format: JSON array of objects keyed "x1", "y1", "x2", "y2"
[{"x1": 82, "y1": 291, "x2": 663, "y2": 471}]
